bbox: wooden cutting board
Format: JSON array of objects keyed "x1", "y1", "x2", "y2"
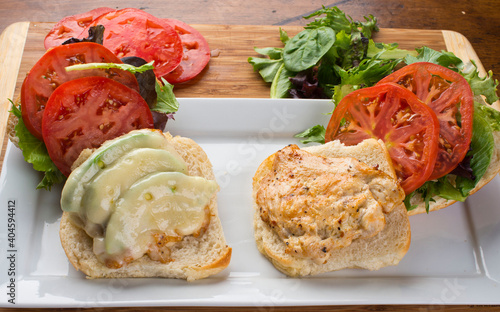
[{"x1": 0, "y1": 21, "x2": 490, "y2": 168}]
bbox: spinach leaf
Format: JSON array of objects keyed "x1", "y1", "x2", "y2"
[
  {"x1": 283, "y1": 26, "x2": 335, "y2": 72},
  {"x1": 248, "y1": 57, "x2": 284, "y2": 83},
  {"x1": 248, "y1": 47, "x2": 285, "y2": 83},
  {"x1": 270, "y1": 63, "x2": 294, "y2": 98}
]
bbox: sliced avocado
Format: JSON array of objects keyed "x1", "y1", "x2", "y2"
[{"x1": 61, "y1": 129, "x2": 182, "y2": 213}]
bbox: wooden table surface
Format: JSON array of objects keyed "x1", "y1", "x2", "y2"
[{"x1": 0, "y1": 0, "x2": 499, "y2": 311}]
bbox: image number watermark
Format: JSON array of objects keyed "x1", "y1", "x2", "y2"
[{"x1": 6, "y1": 199, "x2": 17, "y2": 304}]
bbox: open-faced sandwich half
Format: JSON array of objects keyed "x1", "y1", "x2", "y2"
[
  {"x1": 253, "y1": 139, "x2": 411, "y2": 277},
  {"x1": 60, "y1": 129, "x2": 231, "y2": 281}
]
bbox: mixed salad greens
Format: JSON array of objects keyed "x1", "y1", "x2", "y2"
[{"x1": 249, "y1": 6, "x2": 500, "y2": 212}]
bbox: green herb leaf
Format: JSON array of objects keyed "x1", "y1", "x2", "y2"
[
  {"x1": 331, "y1": 58, "x2": 401, "y2": 104},
  {"x1": 248, "y1": 46, "x2": 285, "y2": 83}
]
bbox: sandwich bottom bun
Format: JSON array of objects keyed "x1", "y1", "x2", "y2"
[
  {"x1": 252, "y1": 139, "x2": 411, "y2": 277},
  {"x1": 60, "y1": 132, "x2": 231, "y2": 281}
]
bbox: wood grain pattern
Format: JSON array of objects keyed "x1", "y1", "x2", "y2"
[
  {"x1": 0, "y1": 22, "x2": 28, "y2": 163},
  {"x1": 0, "y1": 19, "x2": 499, "y2": 312},
  {"x1": 13, "y1": 23, "x2": 449, "y2": 100}
]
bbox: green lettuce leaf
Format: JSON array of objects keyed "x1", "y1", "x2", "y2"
[
  {"x1": 454, "y1": 101, "x2": 499, "y2": 194},
  {"x1": 154, "y1": 77, "x2": 179, "y2": 114},
  {"x1": 405, "y1": 100, "x2": 500, "y2": 211},
  {"x1": 462, "y1": 66, "x2": 499, "y2": 104},
  {"x1": 404, "y1": 46, "x2": 463, "y2": 69},
  {"x1": 10, "y1": 103, "x2": 65, "y2": 190},
  {"x1": 330, "y1": 57, "x2": 401, "y2": 104},
  {"x1": 294, "y1": 125, "x2": 326, "y2": 144},
  {"x1": 405, "y1": 177, "x2": 468, "y2": 213},
  {"x1": 304, "y1": 6, "x2": 378, "y2": 38},
  {"x1": 366, "y1": 40, "x2": 417, "y2": 60},
  {"x1": 476, "y1": 102, "x2": 500, "y2": 131},
  {"x1": 65, "y1": 61, "x2": 155, "y2": 74}
]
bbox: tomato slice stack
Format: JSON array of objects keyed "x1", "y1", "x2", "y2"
[
  {"x1": 326, "y1": 62, "x2": 475, "y2": 194},
  {"x1": 21, "y1": 42, "x2": 140, "y2": 141},
  {"x1": 78, "y1": 8, "x2": 184, "y2": 78},
  {"x1": 45, "y1": 8, "x2": 210, "y2": 82},
  {"x1": 377, "y1": 62, "x2": 474, "y2": 180},
  {"x1": 325, "y1": 83, "x2": 441, "y2": 194}
]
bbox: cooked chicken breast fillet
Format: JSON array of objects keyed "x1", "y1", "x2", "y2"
[{"x1": 254, "y1": 144, "x2": 405, "y2": 264}]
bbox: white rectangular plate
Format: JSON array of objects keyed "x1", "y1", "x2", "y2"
[{"x1": 1, "y1": 98, "x2": 500, "y2": 308}]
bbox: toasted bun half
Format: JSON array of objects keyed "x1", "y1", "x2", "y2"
[
  {"x1": 252, "y1": 139, "x2": 411, "y2": 277},
  {"x1": 59, "y1": 132, "x2": 231, "y2": 281}
]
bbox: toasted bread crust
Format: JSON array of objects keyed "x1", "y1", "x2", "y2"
[{"x1": 59, "y1": 132, "x2": 231, "y2": 281}]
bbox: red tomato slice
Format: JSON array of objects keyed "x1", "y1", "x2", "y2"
[
  {"x1": 80, "y1": 8, "x2": 183, "y2": 77},
  {"x1": 42, "y1": 77, "x2": 154, "y2": 177},
  {"x1": 44, "y1": 7, "x2": 115, "y2": 49},
  {"x1": 162, "y1": 19, "x2": 210, "y2": 83},
  {"x1": 21, "y1": 42, "x2": 139, "y2": 140},
  {"x1": 377, "y1": 62, "x2": 474, "y2": 180},
  {"x1": 325, "y1": 83, "x2": 440, "y2": 194}
]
